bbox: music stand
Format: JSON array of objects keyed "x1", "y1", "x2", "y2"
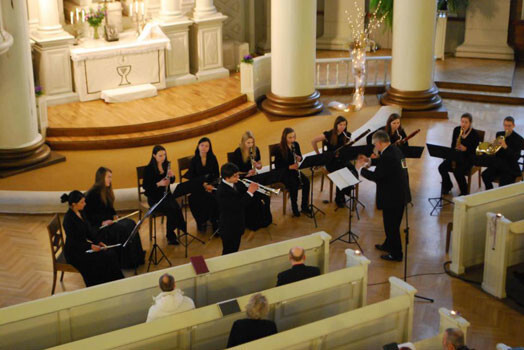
[
  {"x1": 299, "y1": 153, "x2": 334, "y2": 227},
  {"x1": 172, "y1": 177, "x2": 207, "y2": 258},
  {"x1": 328, "y1": 168, "x2": 363, "y2": 250},
  {"x1": 402, "y1": 146, "x2": 424, "y2": 159},
  {"x1": 426, "y1": 144, "x2": 458, "y2": 216}
]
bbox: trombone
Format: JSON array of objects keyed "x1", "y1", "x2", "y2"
[{"x1": 239, "y1": 178, "x2": 281, "y2": 196}]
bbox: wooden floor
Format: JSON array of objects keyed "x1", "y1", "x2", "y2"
[{"x1": 1, "y1": 98, "x2": 523, "y2": 349}]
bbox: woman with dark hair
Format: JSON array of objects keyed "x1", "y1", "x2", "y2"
[
  {"x1": 142, "y1": 145, "x2": 186, "y2": 245},
  {"x1": 84, "y1": 167, "x2": 145, "y2": 268},
  {"x1": 311, "y1": 116, "x2": 358, "y2": 207},
  {"x1": 61, "y1": 190, "x2": 124, "y2": 287},
  {"x1": 230, "y1": 131, "x2": 272, "y2": 230},
  {"x1": 274, "y1": 128, "x2": 311, "y2": 217},
  {"x1": 367, "y1": 113, "x2": 409, "y2": 147},
  {"x1": 183, "y1": 137, "x2": 220, "y2": 232}
]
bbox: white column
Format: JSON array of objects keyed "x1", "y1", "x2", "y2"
[
  {"x1": 0, "y1": 2, "x2": 14, "y2": 55},
  {"x1": 193, "y1": 0, "x2": 217, "y2": 19},
  {"x1": 35, "y1": 0, "x2": 67, "y2": 38},
  {"x1": 456, "y1": 0, "x2": 514, "y2": 60},
  {"x1": 26, "y1": 0, "x2": 40, "y2": 31},
  {"x1": 261, "y1": 0, "x2": 322, "y2": 117},
  {"x1": 159, "y1": 0, "x2": 183, "y2": 21},
  {"x1": 380, "y1": 0, "x2": 442, "y2": 111},
  {"x1": 0, "y1": 0, "x2": 50, "y2": 169}
]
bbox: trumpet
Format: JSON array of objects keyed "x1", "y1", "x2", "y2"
[{"x1": 240, "y1": 178, "x2": 281, "y2": 196}]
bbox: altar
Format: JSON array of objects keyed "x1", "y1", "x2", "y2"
[{"x1": 70, "y1": 28, "x2": 170, "y2": 102}]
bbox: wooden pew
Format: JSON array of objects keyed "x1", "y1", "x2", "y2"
[
  {"x1": 0, "y1": 232, "x2": 330, "y2": 350},
  {"x1": 482, "y1": 213, "x2": 524, "y2": 298},
  {"x1": 228, "y1": 277, "x2": 416, "y2": 349},
  {"x1": 47, "y1": 261, "x2": 370, "y2": 350},
  {"x1": 411, "y1": 308, "x2": 470, "y2": 350},
  {"x1": 450, "y1": 182, "x2": 524, "y2": 275}
]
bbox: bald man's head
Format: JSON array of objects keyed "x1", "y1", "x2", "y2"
[
  {"x1": 289, "y1": 247, "x2": 306, "y2": 264},
  {"x1": 159, "y1": 273, "x2": 175, "y2": 292}
]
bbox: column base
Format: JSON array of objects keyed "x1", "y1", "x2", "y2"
[
  {"x1": 380, "y1": 85, "x2": 442, "y2": 111},
  {"x1": 261, "y1": 91, "x2": 323, "y2": 117},
  {"x1": 195, "y1": 67, "x2": 229, "y2": 82},
  {"x1": 0, "y1": 139, "x2": 51, "y2": 170},
  {"x1": 166, "y1": 73, "x2": 197, "y2": 87},
  {"x1": 455, "y1": 44, "x2": 514, "y2": 61}
]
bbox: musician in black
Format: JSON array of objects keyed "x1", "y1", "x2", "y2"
[
  {"x1": 482, "y1": 116, "x2": 523, "y2": 189},
  {"x1": 142, "y1": 145, "x2": 186, "y2": 245},
  {"x1": 356, "y1": 131, "x2": 409, "y2": 262},
  {"x1": 275, "y1": 128, "x2": 311, "y2": 217},
  {"x1": 438, "y1": 113, "x2": 480, "y2": 196},
  {"x1": 311, "y1": 116, "x2": 358, "y2": 207},
  {"x1": 183, "y1": 137, "x2": 219, "y2": 233},
  {"x1": 216, "y1": 163, "x2": 258, "y2": 255},
  {"x1": 230, "y1": 131, "x2": 272, "y2": 230},
  {"x1": 367, "y1": 113, "x2": 409, "y2": 151},
  {"x1": 61, "y1": 190, "x2": 124, "y2": 287},
  {"x1": 85, "y1": 167, "x2": 144, "y2": 268}
]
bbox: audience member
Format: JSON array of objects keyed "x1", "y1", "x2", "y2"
[
  {"x1": 227, "y1": 293, "x2": 277, "y2": 347},
  {"x1": 443, "y1": 328, "x2": 470, "y2": 350},
  {"x1": 276, "y1": 246, "x2": 320, "y2": 286},
  {"x1": 146, "y1": 273, "x2": 195, "y2": 323}
]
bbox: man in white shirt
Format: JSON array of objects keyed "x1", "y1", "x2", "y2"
[{"x1": 146, "y1": 273, "x2": 195, "y2": 323}]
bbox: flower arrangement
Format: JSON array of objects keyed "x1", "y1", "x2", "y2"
[
  {"x1": 85, "y1": 7, "x2": 106, "y2": 39},
  {"x1": 35, "y1": 85, "x2": 42, "y2": 97},
  {"x1": 241, "y1": 54, "x2": 254, "y2": 64},
  {"x1": 346, "y1": 0, "x2": 387, "y2": 48}
]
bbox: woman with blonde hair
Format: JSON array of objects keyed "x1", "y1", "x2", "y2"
[
  {"x1": 227, "y1": 293, "x2": 278, "y2": 347},
  {"x1": 85, "y1": 167, "x2": 145, "y2": 268},
  {"x1": 230, "y1": 131, "x2": 272, "y2": 230}
]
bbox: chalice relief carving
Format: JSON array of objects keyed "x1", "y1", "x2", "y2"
[{"x1": 116, "y1": 55, "x2": 131, "y2": 86}]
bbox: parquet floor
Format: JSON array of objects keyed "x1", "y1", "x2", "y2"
[{"x1": 0, "y1": 99, "x2": 523, "y2": 349}]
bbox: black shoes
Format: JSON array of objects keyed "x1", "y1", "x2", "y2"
[
  {"x1": 374, "y1": 244, "x2": 389, "y2": 252},
  {"x1": 301, "y1": 206, "x2": 312, "y2": 215},
  {"x1": 292, "y1": 208, "x2": 301, "y2": 217},
  {"x1": 380, "y1": 254, "x2": 403, "y2": 262},
  {"x1": 167, "y1": 237, "x2": 179, "y2": 245}
]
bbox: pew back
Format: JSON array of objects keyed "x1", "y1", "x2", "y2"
[
  {"x1": 482, "y1": 213, "x2": 524, "y2": 298},
  {"x1": 0, "y1": 232, "x2": 330, "y2": 350},
  {"x1": 47, "y1": 264, "x2": 368, "y2": 350},
  {"x1": 228, "y1": 277, "x2": 416, "y2": 350},
  {"x1": 450, "y1": 182, "x2": 524, "y2": 275}
]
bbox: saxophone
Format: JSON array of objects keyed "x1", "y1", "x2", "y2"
[{"x1": 452, "y1": 128, "x2": 463, "y2": 169}]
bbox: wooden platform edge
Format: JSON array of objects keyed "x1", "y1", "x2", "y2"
[
  {"x1": 46, "y1": 95, "x2": 248, "y2": 137},
  {"x1": 439, "y1": 91, "x2": 524, "y2": 105},
  {"x1": 435, "y1": 81, "x2": 512, "y2": 93}
]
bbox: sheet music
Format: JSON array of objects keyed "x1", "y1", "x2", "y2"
[{"x1": 328, "y1": 167, "x2": 361, "y2": 190}]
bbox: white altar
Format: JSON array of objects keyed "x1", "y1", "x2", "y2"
[{"x1": 70, "y1": 28, "x2": 170, "y2": 101}]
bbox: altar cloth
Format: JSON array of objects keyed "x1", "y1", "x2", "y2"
[{"x1": 101, "y1": 84, "x2": 157, "y2": 103}]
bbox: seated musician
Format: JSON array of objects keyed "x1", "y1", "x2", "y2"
[
  {"x1": 367, "y1": 113, "x2": 409, "y2": 151},
  {"x1": 438, "y1": 113, "x2": 480, "y2": 196},
  {"x1": 230, "y1": 131, "x2": 272, "y2": 230},
  {"x1": 311, "y1": 116, "x2": 358, "y2": 208},
  {"x1": 482, "y1": 116, "x2": 524, "y2": 189}
]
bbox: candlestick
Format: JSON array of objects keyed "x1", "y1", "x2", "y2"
[
  {"x1": 141, "y1": 2, "x2": 145, "y2": 17},
  {"x1": 70, "y1": 11, "x2": 74, "y2": 25}
]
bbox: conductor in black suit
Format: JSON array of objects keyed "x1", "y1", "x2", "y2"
[
  {"x1": 216, "y1": 163, "x2": 258, "y2": 255},
  {"x1": 276, "y1": 247, "x2": 320, "y2": 286},
  {"x1": 356, "y1": 130, "x2": 409, "y2": 262}
]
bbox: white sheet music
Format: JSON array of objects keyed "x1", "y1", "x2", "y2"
[{"x1": 328, "y1": 167, "x2": 361, "y2": 190}]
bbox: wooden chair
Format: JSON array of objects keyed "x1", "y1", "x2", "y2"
[
  {"x1": 47, "y1": 214, "x2": 79, "y2": 295},
  {"x1": 177, "y1": 155, "x2": 194, "y2": 222},
  {"x1": 269, "y1": 143, "x2": 292, "y2": 215},
  {"x1": 136, "y1": 166, "x2": 167, "y2": 242},
  {"x1": 467, "y1": 129, "x2": 485, "y2": 194}
]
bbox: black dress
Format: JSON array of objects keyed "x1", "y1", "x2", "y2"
[
  {"x1": 62, "y1": 209, "x2": 124, "y2": 287},
  {"x1": 84, "y1": 189, "x2": 145, "y2": 268},
  {"x1": 183, "y1": 154, "x2": 219, "y2": 231},
  {"x1": 367, "y1": 126, "x2": 409, "y2": 153},
  {"x1": 274, "y1": 142, "x2": 310, "y2": 213},
  {"x1": 142, "y1": 162, "x2": 186, "y2": 242},
  {"x1": 482, "y1": 130, "x2": 524, "y2": 189},
  {"x1": 230, "y1": 147, "x2": 272, "y2": 230},
  {"x1": 227, "y1": 318, "x2": 278, "y2": 347},
  {"x1": 322, "y1": 130, "x2": 359, "y2": 205}
]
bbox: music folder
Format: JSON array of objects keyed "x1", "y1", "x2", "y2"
[
  {"x1": 402, "y1": 146, "x2": 424, "y2": 159},
  {"x1": 249, "y1": 168, "x2": 283, "y2": 186},
  {"x1": 190, "y1": 255, "x2": 209, "y2": 275},
  {"x1": 426, "y1": 143, "x2": 461, "y2": 161},
  {"x1": 328, "y1": 167, "x2": 361, "y2": 190},
  {"x1": 217, "y1": 299, "x2": 241, "y2": 316},
  {"x1": 299, "y1": 152, "x2": 333, "y2": 170},
  {"x1": 339, "y1": 144, "x2": 374, "y2": 160}
]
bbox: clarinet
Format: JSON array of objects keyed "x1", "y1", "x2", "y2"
[
  {"x1": 291, "y1": 143, "x2": 303, "y2": 186},
  {"x1": 164, "y1": 161, "x2": 171, "y2": 195},
  {"x1": 250, "y1": 147, "x2": 256, "y2": 171}
]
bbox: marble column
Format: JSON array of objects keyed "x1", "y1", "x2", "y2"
[
  {"x1": 380, "y1": 0, "x2": 442, "y2": 111},
  {"x1": 0, "y1": 0, "x2": 51, "y2": 170},
  {"x1": 193, "y1": 0, "x2": 218, "y2": 19},
  {"x1": 31, "y1": 0, "x2": 75, "y2": 105},
  {"x1": 0, "y1": 1, "x2": 14, "y2": 55},
  {"x1": 26, "y1": 0, "x2": 40, "y2": 31},
  {"x1": 456, "y1": 0, "x2": 514, "y2": 60},
  {"x1": 159, "y1": 0, "x2": 197, "y2": 86},
  {"x1": 261, "y1": 0, "x2": 322, "y2": 117}
]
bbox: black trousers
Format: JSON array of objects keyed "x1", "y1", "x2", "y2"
[
  {"x1": 189, "y1": 190, "x2": 219, "y2": 228},
  {"x1": 283, "y1": 171, "x2": 310, "y2": 211},
  {"x1": 221, "y1": 232, "x2": 241, "y2": 255},
  {"x1": 482, "y1": 157, "x2": 518, "y2": 189},
  {"x1": 382, "y1": 204, "x2": 405, "y2": 259},
  {"x1": 149, "y1": 194, "x2": 186, "y2": 241},
  {"x1": 438, "y1": 159, "x2": 472, "y2": 195},
  {"x1": 66, "y1": 248, "x2": 124, "y2": 287}
]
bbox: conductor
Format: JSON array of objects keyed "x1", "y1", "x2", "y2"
[{"x1": 356, "y1": 130, "x2": 409, "y2": 262}]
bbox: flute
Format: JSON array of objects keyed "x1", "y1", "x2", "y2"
[{"x1": 99, "y1": 211, "x2": 140, "y2": 229}]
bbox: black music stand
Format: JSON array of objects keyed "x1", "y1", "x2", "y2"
[
  {"x1": 338, "y1": 144, "x2": 374, "y2": 160},
  {"x1": 299, "y1": 153, "x2": 334, "y2": 227},
  {"x1": 172, "y1": 178, "x2": 207, "y2": 258},
  {"x1": 402, "y1": 146, "x2": 425, "y2": 159},
  {"x1": 426, "y1": 144, "x2": 458, "y2": 216}
]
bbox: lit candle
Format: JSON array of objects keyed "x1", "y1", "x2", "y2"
[
  {"x1": 135, "y1": 1, "x2": 139, "y2": 15},
  {"x1": 76, "y1": 8, "x2": 80, "y2": 22},
  {"x1": 129, "y1": 3, "x2": 133, "y2": 16},
  {"x1": 141, "y1": 2, "x2": 145, "y2": 16},
  {"x1": 70, "y1": 11, "x2": 74, "y2": 25},
  {"x1": 354, "y1": 250, "x2": 361, "y2": 256},
  {"x1": 81, "y1": 9, "x2": 85, "y2": 22},
  {"x1": 450, "y1": 310, "x2": 458, "y2": 316}
]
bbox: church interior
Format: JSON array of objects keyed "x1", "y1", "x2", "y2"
[{"x1": 0, "y1": 0, "x2": 523, "y2": 349}]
